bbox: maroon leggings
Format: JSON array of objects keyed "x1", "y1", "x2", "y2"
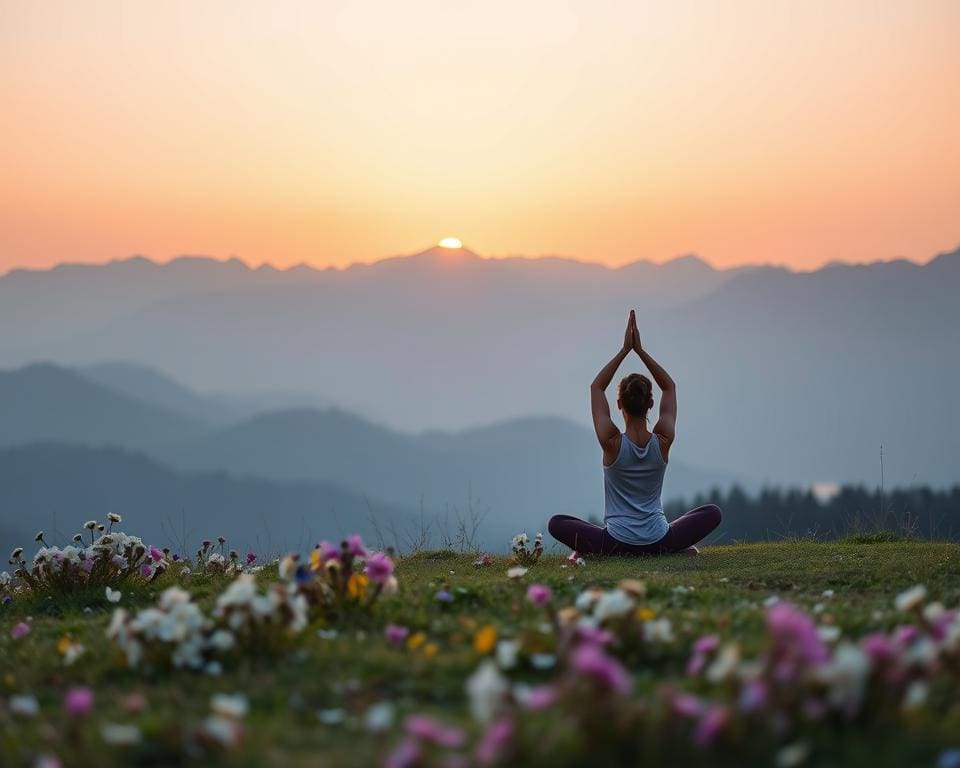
[{"x1": 547, "y1": 504, "x2": 722, "y2": 556}]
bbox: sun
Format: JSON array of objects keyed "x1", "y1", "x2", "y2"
[{"x1": 438, "y1": 237, "x2": 463, "y2": 249}]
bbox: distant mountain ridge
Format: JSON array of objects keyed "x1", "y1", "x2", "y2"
[
  {"x1": 0, "y1": 362, "x2": 738, "y2": 549},
  {"x1": 1, "y1": 243, "x2": 957, "y2": 490}
]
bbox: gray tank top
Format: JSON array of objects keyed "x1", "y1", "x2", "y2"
[{"x1": 603, "y1": 432, "x2": 670, "y2": 545}]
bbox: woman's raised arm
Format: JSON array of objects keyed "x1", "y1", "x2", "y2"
[
  {"x1": 589, "y1": 311, "x2": 635, "y2": 460},
  {"x1": 633, "y1": 325, "x2": 677, "y2": 452}
]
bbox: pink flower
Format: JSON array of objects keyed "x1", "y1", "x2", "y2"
[
  {"x1": 861, "y1": 632, "x2": 896, "y2": 663},
  {"x1": 316, "y1": 540, "x2": 340, "y2": 562},
  {"x1": 765, "y1": 602, "x2": 828, "y2": 664},
  {"x1": 63, "y1": 686, "x2": 94, "y2": 717},
  {"x1": 404, "y1": 714, "x2": 465, "y2": 748},
  {"x1": 693, "y1": 705, "x2": 728, "y2": 747},
  {"x1": 149, "y1": 545, "x2": 163, "y2": 562},
  {"x1": 566, "y1": 550, "x2": 581, "y2": 562},
  {"x1": 570, "y1": 643, "x2": 631, "y2": 695},
  {"x1": 81, "y1": 558, "x2": 95, "y2": 573},
  {"x1": 738, "y1": 679, "x2": 768, "y2": 713},
  {"x1": 474, "y1": 554, "x2": 493, "y2": 567},
  {"x1": 385, "y1": 624, "x2": 410, "y2": 647},
  {"x1": 526, "y1": 584, "x2": 552, "y2": 607},
  {"x1": 385, "y1": 738, "x2": 421, "y2": 768},
  {"x1": 693, "y1": 634, "x2": 720, "y2": 654},
  {"x1": 11, "y1": 621, "x2": 30, "y2": 639},
  {"x1": 365, "y1": 552, "x2": 395, "y2": 584},
  {"x1": 475, "y1": 717, "x2": 514, "y2": 765},
  {"x1": 520, "y1": 685, "x2": 556, "y2": 711},
  {"x1": 671, "y1": 692, "x2": 704, "y2": 718},
  {"x1": 575, "y1": 625, "x2": 615, "y2": 646},
  {"x1": 140, "y1": 564, "x2": 154, "y2": 579},
  {"x1": 346, "y1": 534, "x2": 368, "y2": 558}
]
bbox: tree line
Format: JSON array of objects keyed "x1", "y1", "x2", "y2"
[{"x1": 665, "y1": 485, "x2": 960, "y2": 542}]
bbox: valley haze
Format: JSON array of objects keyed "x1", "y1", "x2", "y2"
[{"x1": 2, "y1": 243, "x2": 959, "y2": 553}]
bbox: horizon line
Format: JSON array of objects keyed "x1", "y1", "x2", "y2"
[{"x1": 2, "y1": 241, "x2": 957, "y2": 280}]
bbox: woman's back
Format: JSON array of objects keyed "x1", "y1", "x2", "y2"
[{"x1": 603, "y1": 433, "x2": 669, "y2": 545}]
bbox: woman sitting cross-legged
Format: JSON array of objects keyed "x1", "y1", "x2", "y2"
[{"x1": 548, "y1": 310, "x2": 721, "y2": 556}]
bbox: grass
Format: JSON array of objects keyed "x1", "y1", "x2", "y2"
[{"x1": 2, "y1": 539, "x2": 960, "y2": 767}]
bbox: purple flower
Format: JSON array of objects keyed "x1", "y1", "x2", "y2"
[
  {"x1": 525, "y1": 584, "x2": 552, "y2": 607},
  {"x1": 11, "y1": 621, "x2": 30, "y2": 639},
  {"x1": 81, "y1": 558, "x2": 95, "y2": 573},
  {"x1": 318, "y1": 540, "x2": 340, "y2": 560},
  {"x1": 570, "y1": 643, "x2": 631, "y2": 695},
  {"x1": 435, "y1": 590, "x2": 454, "y2": 603},
  {"x1": 404, "y1": 714, "x2": 465, "y2": 748},
  {"x1": 63, "y1": 686, "x2": 94, "y2": 716},
  {"x1": 693, "y1": 634, "x2": 720, "y2": 654},
  {"x1": 365, "y1": 552, "x2": 395, "y2": 584},
  {"x1": 172, "y1": 554, "x2": 181, "y2": 562},
  {"x1": 475, "y1": 717, "x2": 514, "y2": 765},
  {"x1": 149, "y1": 545, "x2": 163, "y2": 562},
  {"x1": 385, "y1": 737, "x2": 421, "y2": 768},
  {"x1": 693, "y1": 706, "x2": 728, "y2": 747},
  {"x1": 346, "y1": 534, "x2": 368, "y2": 558},
  {"x1": 861, "y1": 632, "x2": 896, "y2": 663},
  {"x1": 738, "y1": 679, "x2": 768, "y2": 713},
  {"x1": 765, "y1": 602, "x2": 828, "y2": 664},
  {"x1": 520, "y1": 685, "x2": 556, "y2": 711},
  {"x1": 385, "y1": 624, "x2": 410, "y2": 647},
  {"x1": 894, "y1": 624, "x2": 920, "y2": 647},
  {"x1": 246, "y1": 552, "x2": 257, "y2": 565},
  {"x1": 140, "y1": 564, "x2": 154, "y2": 579},
  {"x1": 575, "y1": 625, "x2": 615, "y2": 646},
  {"x1": 671, "y1": 692, "x2": 703, "y2": 718},
  {"x1": 937, "y1": 749, "x2": 960, "y2": 768}
]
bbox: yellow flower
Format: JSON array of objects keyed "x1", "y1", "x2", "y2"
[
  {"x1": 57, "y1": 635, "x2": 73, "y2": 655},
  {"x1": 347, "y1": 573, "x2": 369, "y2": 599},
  {"x1": 473, "y1": 624, "x2": 497, "y2": 655},
  {"x1": 423, "y1": 643, "x2": 439, "y2": 659},
  {"x1": 309, "y1": 549, "x2": 323, "y2": 572},
  {"x1": 407, "y1": 632, "x2": 427, "y2": 651},
  {"x1": 637, "y1": 607, "x2": 655, "y2": 621}
]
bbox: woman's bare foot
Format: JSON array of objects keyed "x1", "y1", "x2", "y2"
[{"x1": 678, "y1": 546, "x2": 699, "y2": 556}]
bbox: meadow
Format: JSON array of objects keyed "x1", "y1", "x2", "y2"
[{"x1": 2, "y1": 524, "x2": 960, "y2": 767}]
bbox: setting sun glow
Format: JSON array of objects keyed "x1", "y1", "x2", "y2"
[
  {"x1": 0, "y1": 2, "x2": 958, "y2": 273},
  {"x1": 438, "y1": 237, "x2": 463, "y2": 250}
]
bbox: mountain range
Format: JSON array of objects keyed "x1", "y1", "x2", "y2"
[
  {"x1": 0, "y1": 362, "x2": 734, "y2": 555},
  {"x1": 1, "y1": 243, "x2": 958, "y2": 547}
]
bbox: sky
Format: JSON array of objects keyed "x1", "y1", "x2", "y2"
[{"x1": 1, "y1": 0, "x2": 958, "y2": 273}]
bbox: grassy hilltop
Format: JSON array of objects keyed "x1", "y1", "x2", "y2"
[{"x1": 2, "y1": 540, "x2": 960, "y2": 767}]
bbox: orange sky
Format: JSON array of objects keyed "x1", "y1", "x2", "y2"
[{"x1": 2, "y1": 1, "x2": 958, "y2": 273}]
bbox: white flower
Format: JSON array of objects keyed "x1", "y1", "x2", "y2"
[
  {"x1": 575, "y1": 588, "x2": 602, "y2": 612},
  {"x1": 199, "y1": 715, "x2": 243, "y2": 748},
  {"x1": 818, "y1": 643, "x2": 869, "y2": 713},
  {"x1": 210, "y1": 693, "x2": 248, "y2": 719},
  {"x1": 205, "y1": 661, "x2": 224, "y2": 676},
  {"x1": 364, "y1": 701, "x2": 396, "y2": 733},
  {"x1": 209, "y1": 630, "x2": 236, "y2": 652},
  {"x1": 511, "y1": 533, "x2": 529, "y2": 549},
  {"x1": 495, "y1": 639, "x2": 521, "y2": 670},
  {"x1": 506, "y1": 566, "x2": 528, "y2": 580},
  {"x1": 643, "y1": 618, "x2": 675, "y2": 644},
  {"x1": 108, "y1": 513, "x2": 122, "y2": 523},
  {"x1": 9, "y1": 694, "x2": 39, "y2": 717},
  {"x1": 895, "y1": 585, "x2": 927, "y2": 612},
  {"x1": 84, "y1": 520, "x2": 97, "y2": 530},
  {"x1": 592, "y1": 589, "x2": 634, "y2": 622},
  {"x1": 100, "y1": 722, "x2": 142, "y2": 746},
  {"x1": 817, "y1": 625, "x2": 841, "y2": 643},
  {"x1": 902, "y1": 680, "x2": 929, "y2": 711},
  {"x1": 530, "y1": 653, "x2": 556, "y2": 670},
  {"x1": 763, "y1": 595, "x2": 780, "y2": 607},
  {"x1": 705, "y1": 643, "x2": 740, "y2": 683},
  {"x1": 922, "y1": 602, "x2": 945, "y2": 623},
  {"x1": 465, "y1": 660, "x2": 509, "y2": 723},
  {"x1": 821, "y1": 589, "x2": 835, "y2": 599},
  {"x1": 63, "y1": 643, "x2": 86, "y2": 666},
  {"x1": 105, "y1": 587, "x2": 122, "y2": 603},
  {"x1": 775, "y1": 741, "x2": 811, "y2": 768},
  {"x1": 318, "y1": 708, "x2": 346, "y2": 725}
]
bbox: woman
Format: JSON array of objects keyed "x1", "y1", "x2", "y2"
[{"x1": 548, "y1": 310, "x2": 721, "y2": 555}]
